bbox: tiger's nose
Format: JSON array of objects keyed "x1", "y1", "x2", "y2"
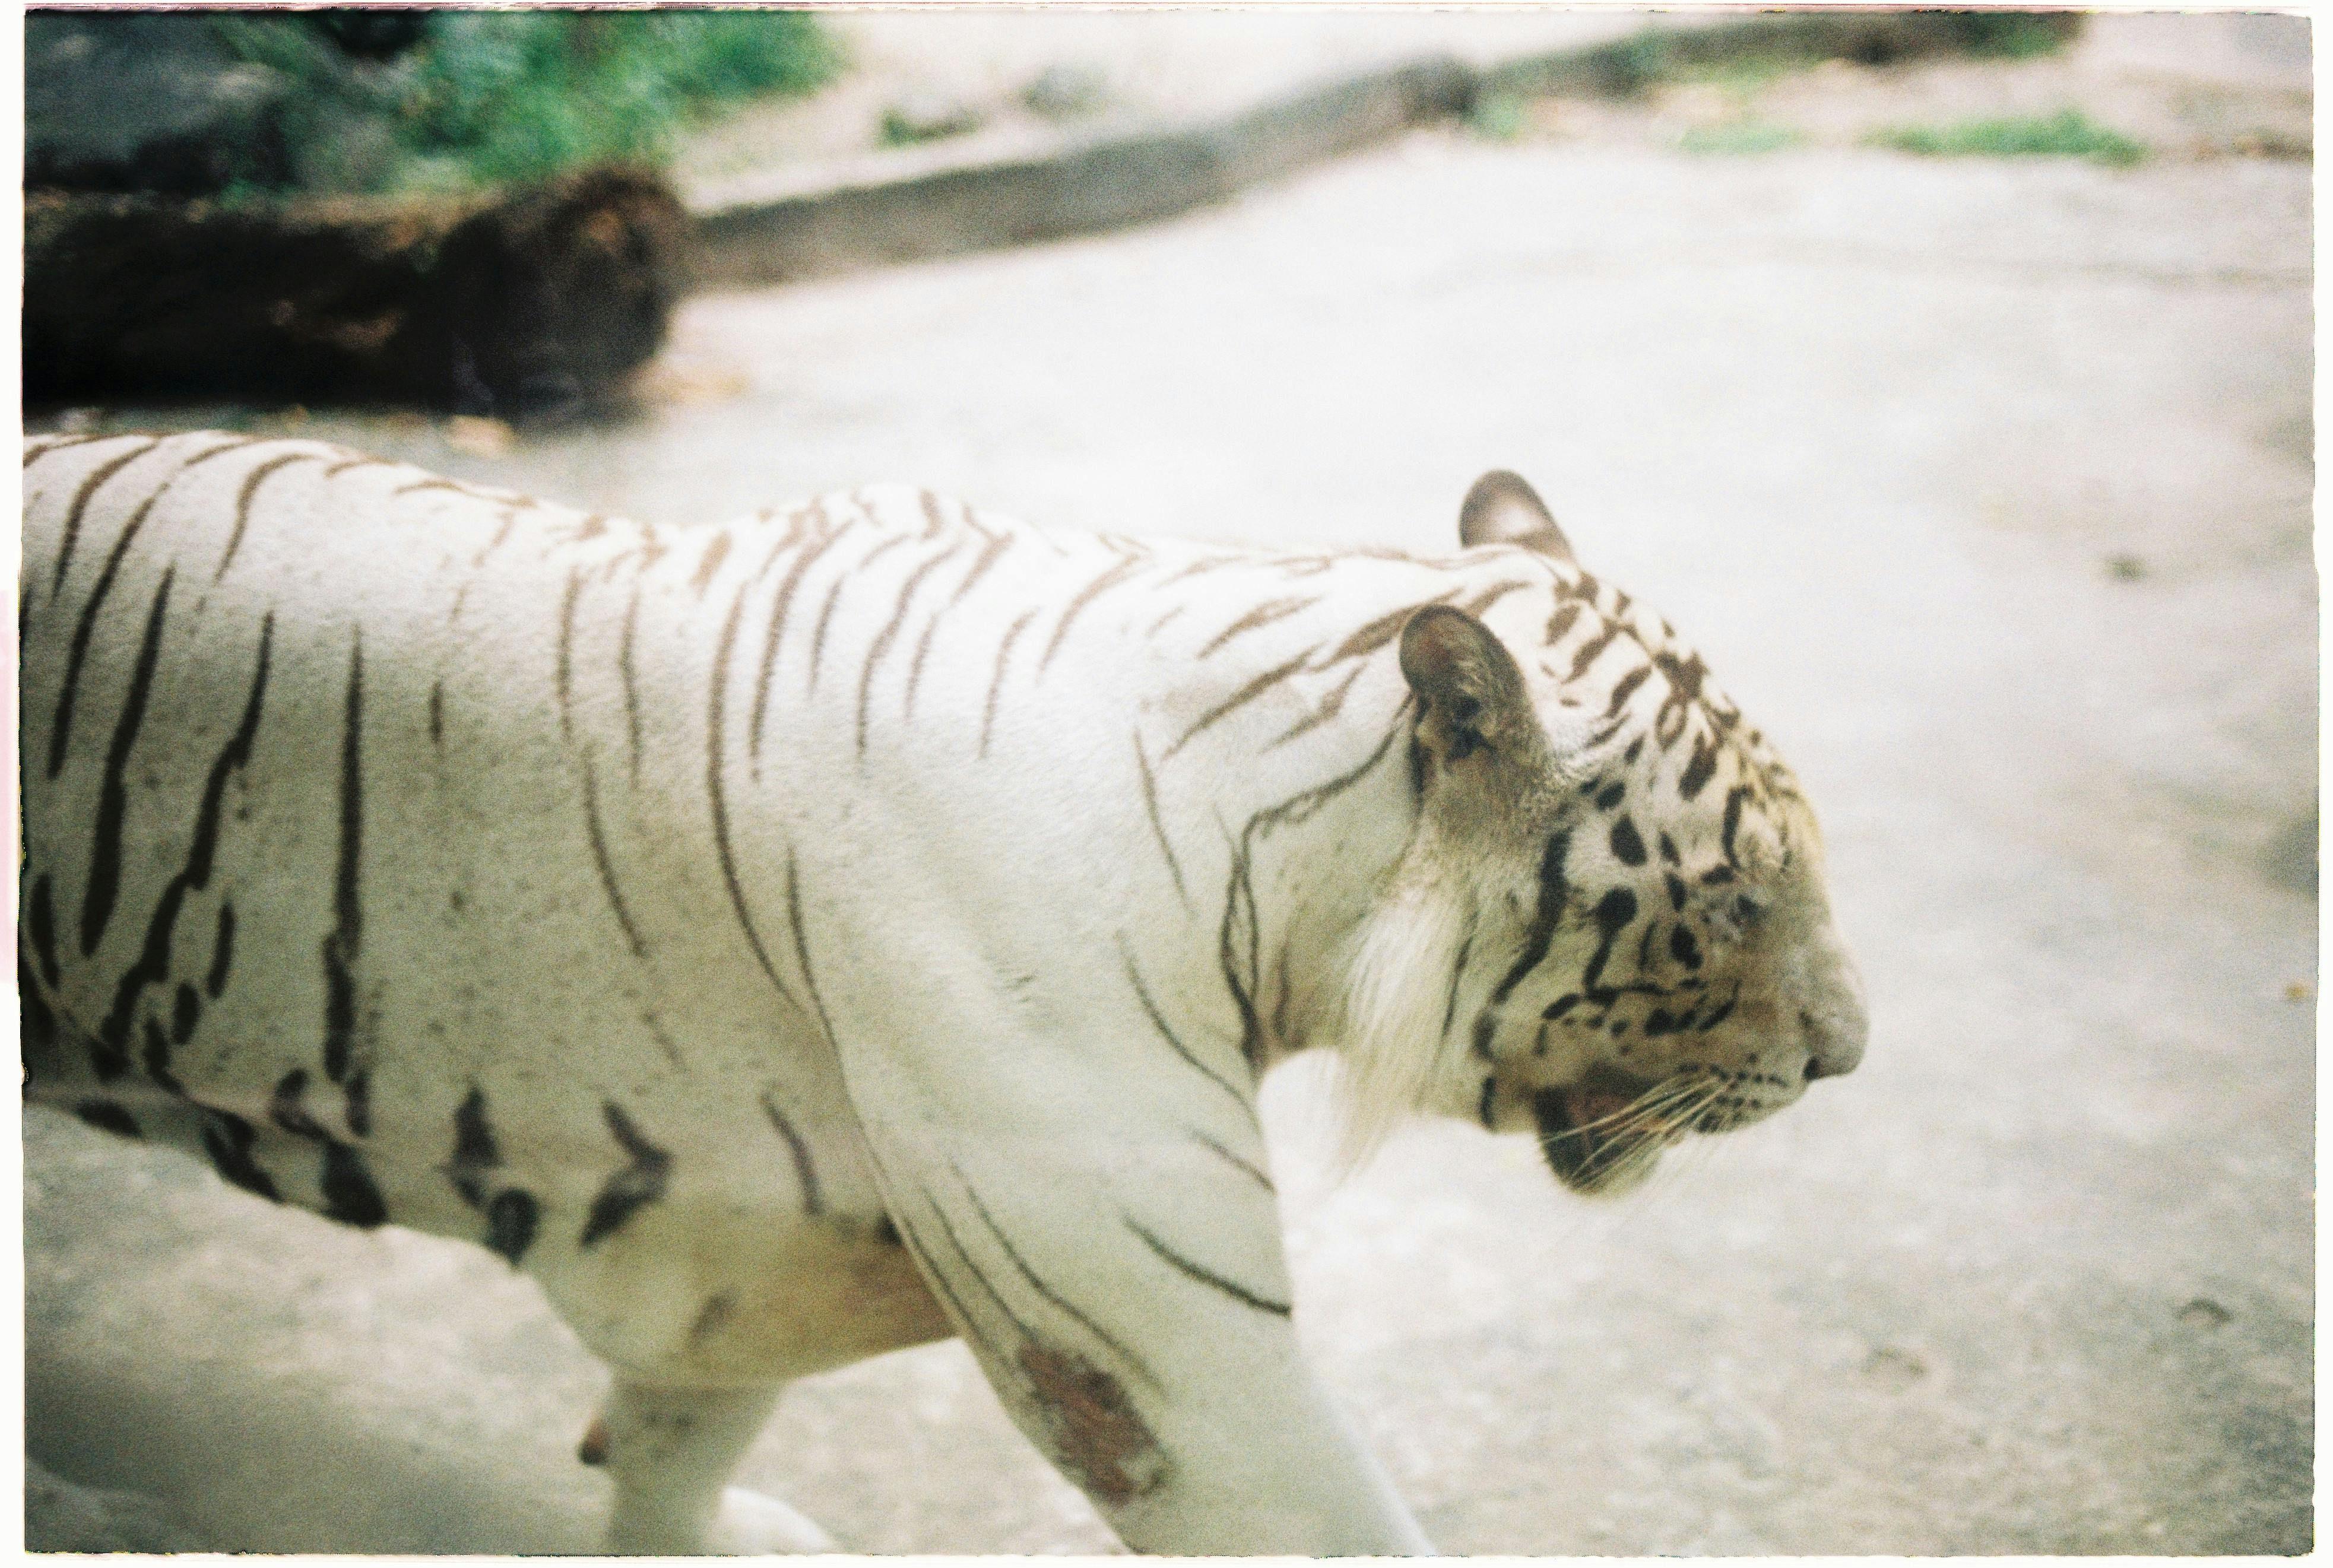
[{"x1": 1799, "y1": 954, "x2": 1869, "y2": 1083}]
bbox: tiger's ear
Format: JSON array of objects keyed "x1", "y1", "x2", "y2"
[
  {"x1": 1400, "y1": 605, "x2": 1542, "y2": 769},
  {"x1": 1458, "y1": 469, "x2": 1574, "y2": 564}
]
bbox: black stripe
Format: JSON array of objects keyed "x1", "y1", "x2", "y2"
[
  {"x1": 1124, "y1": 1217, "x2": 1291, "y2": 1317},
  {"x1": 1721, "y1": 785, "x2": 1751, "y2": 866},
  {"x1": 1036, "y1": 551, "x2": 1143, "y2": 677},
  {"x1": 142, "y1": 1017, "x2": 183, "y2": 1096},
  {"x1": 689, "y1": 528, "x2": 733, "y2": 595},
  {"x1": 618, "y1": 584, "x2": 645, "y2": 783},
  {"x1": 955, "y1": 1170, "x2": 1159, "y2": 1391},
  {"x1": 1131, "y1": 731, "x2": 1190, "y2": 910},
  {"x1": 579, "y1": 1102, "x2": 673, "y2": 1248},
  {"x1": 1487, "y1": 831, "x2": 1571, "y2": 1010},
  {"x1": 579, "y1": 757, "x2": 648, "y2": 959},
  {"x1": 782, "y1": 853, "x2": 839, "y2": 1046},
  {"x1": 446, "y1": 1084, "x2": 500, "y2": 1207},
  {"x1": 94, "y1": 617, "x2": 272, "y2": 1075},
  {"x1": 343, "y1": 1067, "x2": 371, "y2": 1137},
  {"x1": 1166, "y1": 646, "x2": 1320, "y2": 760},
  {"x1": 321, "y1": 636, "x2": 366, "y2": 1084},
  {"x1": 914, "y1": 1183, "x2": 1041, "y2": 1347},
  {"x1": 213, "y1": 450, "x2": 315, "y2": 583},
  {"x1": 202, "y1": 1112, "x2": 280, "y2": 1201},
  {"x1": 1323, "y1": 588, "x2": 1461, "y2": 667},
  {"x1": 1190, "y1": 1129, "x2": 1275, "y2": 1192},
  {"x1": 1195, "y1": 594, "x2": 1320, "y2": 660},
  {"x1": 706, "y1": 573, "x2": 798, "y2": 1009},
  {"x1": 555, "y1": 566, "x2": 583, "y2": 742},
  {"x1": 904, "y1": 527, "x2": 1012, "y2": 721},
  {"x1": 749, "y1": 507, "x2": 844, "y2": 763},
  {"x1": 1603, "y1": 664, "x2": 1652, "y2": 718},
  {"x1": 270, "y1": 1067, "x2": 332, "y2": 1140},
  {"x1": 47, "y1": 447, "x2": 214, "y2": 776},
  {"x1": 486, "y1": 1189, "x2": 540, "y2": 1264},
  {"x1": 74, "y1": 1100, "x2": 142, "y2": 1139},
  {"x1": 857, "y1": 539, "x2": 967, "y2": 757},
  {"x1": 978, "y1": 607, "x2": 1039, "y2": 759},
  {"x1": 321, "y1": 1142, "x2": 388, "y2": 1227},
  {"x1": 808, "y1": 533, "x2": 908, "y2": 692},
  {"x1": 1118, "y1": 937, "x2": 1250, "y2": 1110},
  {"x1": 1265, "y1": 661, "x2": 1365, "y2": 751},
  {"x1": 49, "y1": 437, "x2": 159, "y2": 599},
  {"x1": 759, "y1": 1091, "x2": 823, "y2": 1217},
  {"x1": 80, "y1": 569, "x2": 175, "y2": 958}
]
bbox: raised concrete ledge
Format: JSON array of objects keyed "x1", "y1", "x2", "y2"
[
  {"x1": 690, "y1": 55, "x2": 1475, "y2": 291},
  {"x1": 684, "y1": 10, "x2": 2092, "y2": 294}
]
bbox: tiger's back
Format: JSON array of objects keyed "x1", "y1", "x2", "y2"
[{"x1": 18, "y1": 430, "x2": 961, "y2": 1387}]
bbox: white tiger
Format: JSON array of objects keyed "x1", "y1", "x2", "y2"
[{"x1": 20, "y1": 431, "x2": 1866, "y2": 1555}]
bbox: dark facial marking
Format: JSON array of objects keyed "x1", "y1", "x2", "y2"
[
  {"x1": 1610, "y1": 816, "x2": 1647, "y2": 866},
  {"x1": 1603, "y1": 664, "x2": 1650, "y2": 718},
  {"x1": 1669, "y1": 924, "x2": 1703, "y2": 969},
  {"x1": 1594, "y1": 780, "x2": 1626, "y2": 812},
  {"x1": 1657, "y1": 831, "x2": 1681, "y2": 866},
  {"x1": 1722, "y1": 785, "x2": 1752, "y2": 866},
  {"x1": 1679, "y1": 735, "x2": 1719, "y2": 801},
  {"x1": 170, "y1": 983, "x2": 199, "y2": 1044}
]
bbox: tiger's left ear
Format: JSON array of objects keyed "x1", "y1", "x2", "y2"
[
  {"x1": 1458, "y1": 469, "x2": 1574, "y2": 564},
  {"x1": 1399, "y1": 605, "x2": 1543, "y2": 770}
]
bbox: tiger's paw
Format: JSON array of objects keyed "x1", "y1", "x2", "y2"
[{"x1": 705, "y1": 1487, "x2": 836, "y2": 1554}]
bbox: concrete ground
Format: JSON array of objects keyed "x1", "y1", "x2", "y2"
[{"x1": 22, "y1": 11, "x2": 2315, "y2": 1556}]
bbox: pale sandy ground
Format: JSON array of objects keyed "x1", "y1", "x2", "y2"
[{"x1": 22, "y1": 10, "x2": 2315, "y2": 1554}]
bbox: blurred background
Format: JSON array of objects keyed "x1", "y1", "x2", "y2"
[{"x1": 21, "y1": 5, "x2": 2315, "y2": 1554}]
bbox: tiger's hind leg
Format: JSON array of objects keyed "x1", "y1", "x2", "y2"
[{"x1": 592, "y1": 1379, "x2": 833, "y2": 1555}]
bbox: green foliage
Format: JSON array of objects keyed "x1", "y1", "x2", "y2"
[
  {"x1": 1868, "y1": 110, "x2": 2147, "y2": 167},
  {"x1": 211, "y1": 10, "x2": 838, "y2": 191},
  {"x1": 1940, "y1": 12, "x2": 2085, "y2": 59},
  {"x1": 1466, "y1": 90, "x2": 1531, "y2": 142},
  {"x1": 1678, "y1": 121, "x2": 1806, "y2": 156}
]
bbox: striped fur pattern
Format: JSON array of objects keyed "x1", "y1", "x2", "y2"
[{"x1": 20, "y1": 434, "x2": 1863, "y2": 1554}]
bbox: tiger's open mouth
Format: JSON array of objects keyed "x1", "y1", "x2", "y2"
[{"x1": 1530, "y1": 1064, "x2": 1689, "y2": 1194}]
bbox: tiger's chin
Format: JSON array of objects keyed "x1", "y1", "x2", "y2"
[{"x1": 1528, "y1": 1067, "x2": 1686, "y2": 1197}]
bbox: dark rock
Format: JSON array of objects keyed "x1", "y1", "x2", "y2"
[{"x1": 23, "y1": 166, "x2": 691, "y2": 419}]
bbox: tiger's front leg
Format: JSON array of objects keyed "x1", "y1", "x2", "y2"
[
  {"x1": 821, "y1": 954, "x2": 1432, "y2": 1554},
  {"x1": 588, "y1": 1380, "x2": 834, "y2": 1554}
]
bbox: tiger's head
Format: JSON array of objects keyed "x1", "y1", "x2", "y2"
[{"x1": 1339, "y1": 471, "x2": 1866, "y2": 1195}]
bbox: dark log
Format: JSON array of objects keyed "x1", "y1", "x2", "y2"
[{"x1": 23, "y1": 165, "x2": 690, "y2": 419}]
